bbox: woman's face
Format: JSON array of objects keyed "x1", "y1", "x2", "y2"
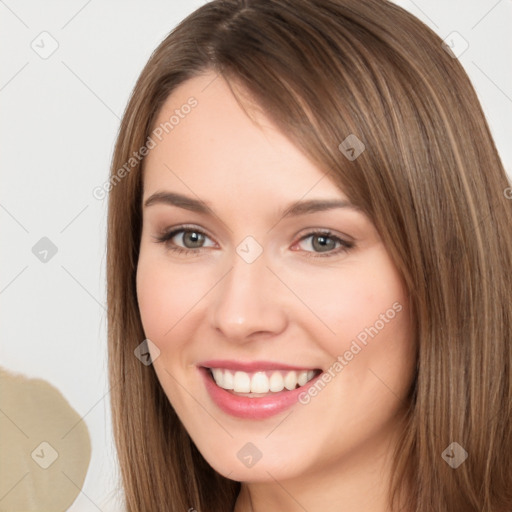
[{"x1": 136, "y1": 71, "x2": 415, "y2": 484}]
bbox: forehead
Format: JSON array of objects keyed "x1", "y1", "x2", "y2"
[{"x1": 142, "y1": 72, "x2": 348, "y2": 206}]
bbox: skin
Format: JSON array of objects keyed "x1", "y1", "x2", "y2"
[{"x1": 136, "y1": 70, "x2": 416, "y2": 512}]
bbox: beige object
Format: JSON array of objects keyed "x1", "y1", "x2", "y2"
[{"x1": 0, "y1": 367, "x2": 91, "y2": 511}]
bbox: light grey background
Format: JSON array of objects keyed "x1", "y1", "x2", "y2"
[{"x1": 1, "y1": 1, "x2": 511, "y2": 510}]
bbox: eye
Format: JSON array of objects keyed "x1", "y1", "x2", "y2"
[
  {"x1": 153, "y1": 225, "x2": 216, "y2": 255},
  {"x1": 153, "y1": 226, "x2": 354, "y2": 258},
  {"x1": 292, "y1": 230, "x2": 354, "y2": 258}
]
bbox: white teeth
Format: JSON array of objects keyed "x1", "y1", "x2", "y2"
[
  {"x1": 210, "y1": 368, "x2": 318, "y2": 394},
  {"x1": 284, "y1": 370, "x2": 297, "y2": 390},
  {"x1": 269, "y1": 371, "x2": 285, "y2": 392},
  {"x1": 233, "y1": 371, "x2": 251, "y2": 393},
  {"x1": 250, "y1": 372, "x2": 269, "y2": 393},
  {"x1": 297, "y1": 370, "x2": 308, "y2": 387},
  {"x1": 213, "y1": 368, "x2": 235, "y2": 390},
  {"x1": 212, "y1": 368, "x2": 224, "y2": 388},
  {"x1": 223, "y1": 370, "x2": 234, "y2": 390}
]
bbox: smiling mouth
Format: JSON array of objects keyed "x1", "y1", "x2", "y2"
[{"x1": 204, "y1": 367, "x2": 322, "y2": 397}]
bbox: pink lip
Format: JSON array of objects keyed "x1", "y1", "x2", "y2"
[
  {"x1": 198, "y1": 365, "x2": 322, "y2": 420},
  {"x1": 199, "y1": 359, "x2": 317, "y2": 372}
]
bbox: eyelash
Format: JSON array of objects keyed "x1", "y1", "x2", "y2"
[{"x1": 153, "y1": 224, "x2": 355, "y2": 258}]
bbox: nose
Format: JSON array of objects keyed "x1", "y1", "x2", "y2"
[{"x1": 209, "y1": 247, "x2": 288, "y2": 343}]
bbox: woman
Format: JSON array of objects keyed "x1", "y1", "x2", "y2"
[{"x1": 106, "y1": 0, "x2": 512, "y2": 510}]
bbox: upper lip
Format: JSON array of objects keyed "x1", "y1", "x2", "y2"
[{"x1": 199, "y1": 359, "x2": 320, "y2": 372}]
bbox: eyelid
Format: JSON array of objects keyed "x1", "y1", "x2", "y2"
[{"x1": 294, "y1": 226, "x2": 355, "y2": 245}]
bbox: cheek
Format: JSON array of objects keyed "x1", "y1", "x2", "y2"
[
  {"x1": 136, "y1": 260, "x2": 174, "y2": 340},
  {"x1": 136, "y1": 253, "x2": 211, "y2": 341},
  {"x1": 294, "y1": 256, "x2": 406, "y2": 340},
  {"x1": 290, "y1": 249, "x2": 411, "y2": 376}
]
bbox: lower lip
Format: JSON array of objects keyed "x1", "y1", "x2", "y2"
[{"x1": 199, "y1": 367, "x2": 322, "y2": 420}]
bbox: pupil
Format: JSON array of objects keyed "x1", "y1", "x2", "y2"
[
  {"x1": 184, "y1": 231, "x2": 204, "y2": 248},
  {"x1": 313, "y1": 235, "x2": 334, "y2": 252}
]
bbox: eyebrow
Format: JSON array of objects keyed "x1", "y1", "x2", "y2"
[{"x1": 143, "y1": 191, "x2": 359, "y2": 217}]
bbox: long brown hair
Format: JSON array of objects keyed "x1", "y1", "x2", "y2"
[{"x1": 106, "y1": 0, "x2": 512, "y2": 510}]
